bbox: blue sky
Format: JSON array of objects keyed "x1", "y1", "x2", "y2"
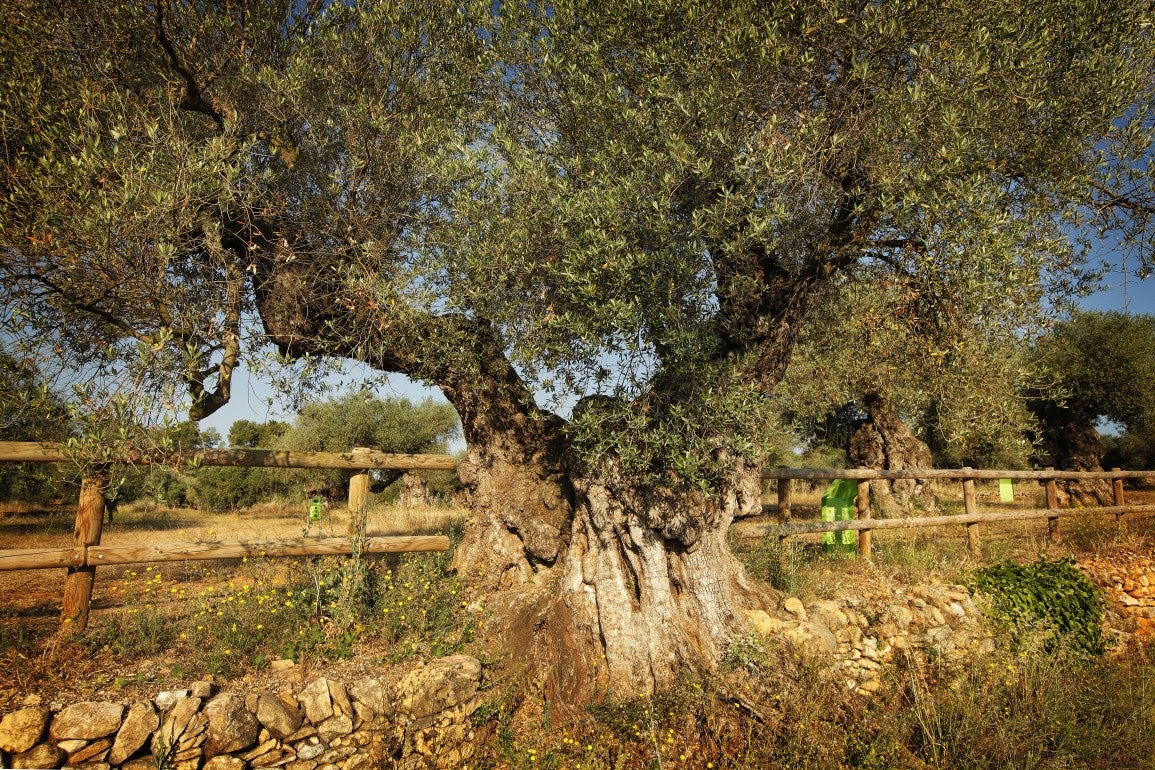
[{"x1": 1080, "y1": 266, "x2": 1155, "y2": 315}]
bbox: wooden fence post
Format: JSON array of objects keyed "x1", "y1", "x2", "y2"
[
  {"x1": 1045, "y1": 467, "x2": 1061, "y2": 544},
  {"x1": 777, "y1": 476, "x2": 792, "y2": 524},
  {"x1": 61, "y1": 476, "x2": 106, "y2": 632},
  {"x1": 962, "y1": 469, "x2": 980, "y2": 558},
  {"x1": 347, "y1": 447, "x2": 372, "y2": 535},
  {"x1": 348, "y1": 473, "x2": 370, "y2": 534},
  {"x1": 856, "y1": 480, "x2": 872, "y2": 560},
  {"x1": 1112, "y1": 467, "x2": 1126, "y2": 532}
]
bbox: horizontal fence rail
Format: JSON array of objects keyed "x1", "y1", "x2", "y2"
[
  {"x1": 0, "y1": 535, "x2": 450, "y2": 571},
  {"x1": 736, "y1": 505, "x2": 1155, "y2": 537}
]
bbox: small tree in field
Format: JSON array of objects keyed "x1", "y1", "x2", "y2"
[
  {"x1": 275, "y1": 392, "x2": 460, "y2": 497},
  {"x1": 227, "y1": 419, "x2": 290, "y2": 449},
  {"x1": 2, "y1": 0, "x2": 1152, "y2": 703}
]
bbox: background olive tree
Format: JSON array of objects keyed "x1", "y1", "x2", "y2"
[{"x1": 1028, "y1": 311, "x2": 1155, "y2": 502}]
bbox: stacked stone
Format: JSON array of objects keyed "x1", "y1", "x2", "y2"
[
  {"x1": 1078, "y1": 551, "x2": 1155, "y2": 640},
  {"x1": 0, "y1": 656, "x2": 482, "y2": 770},
  {"x1": 746, "y1": 582, "x2": 993, "y2": 697}
]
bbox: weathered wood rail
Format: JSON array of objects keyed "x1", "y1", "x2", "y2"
[
  {"x1": 750, "y1": 466, "x2": 1155, "y2": 559},
  {"x1": 0, "y1": 536, "x2": 452, "y2": 571},
  {"x1": 0, "y1": 441, "x2": 458, "y2": 632}
]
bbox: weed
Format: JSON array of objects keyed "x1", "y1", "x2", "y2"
[
  {"x1": 970, "y1": 555, "x2": 1105, "y2": 656},
  {"x1": 900, "y1": 641, "x2": 1155, "y2": 768}
]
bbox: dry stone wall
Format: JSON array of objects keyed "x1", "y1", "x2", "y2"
[
  {"x1": 0, "y1": 656, "x2": 482, "y2": 770},
  {"x1": 745, "y1": 580, "x2": 995, "y2": 696},
  {"x1": 1079, "y1": 551, "x2": 1155, "y2": 641}
]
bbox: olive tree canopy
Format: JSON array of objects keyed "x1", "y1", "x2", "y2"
[{"x1": 3, "y1": 0, "x2": 1152, "y2": 701}]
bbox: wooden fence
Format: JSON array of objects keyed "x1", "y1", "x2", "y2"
[
  {"x1": 0, "y1": 441, "x2": 458, "y2": 631},
  {"x1": 745, "y1": 466, "x2": 1155, "y2": 559},
  {"x1": 3, "y1": 439, "x2": 1155, "y2": 631}
]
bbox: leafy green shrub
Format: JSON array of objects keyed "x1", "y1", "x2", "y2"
[{"x1": 970, "y1": 556, "x2": 1104, "y2": 656}]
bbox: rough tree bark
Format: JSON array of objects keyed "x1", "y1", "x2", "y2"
[
  {"x1": 848, "y1": 394, "x2": 939, "y2": 517},
  {"x1": 1032, "y1": 402, "x2": 1114, "y2": 506}
]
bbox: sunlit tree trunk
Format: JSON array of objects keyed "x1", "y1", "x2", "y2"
[{"x1": 848, "y1": 394, "x2": 938, "y2": 516}]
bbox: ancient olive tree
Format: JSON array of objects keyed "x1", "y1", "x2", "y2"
[
  {"x1": 2, "y1": 0, "x2": 1152, "y2": 701},
  {"x1": 1029, "y1": 311, "x2": 1155, "y2": 503}
]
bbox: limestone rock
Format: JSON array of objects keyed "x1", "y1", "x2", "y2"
[
  {"x1": 203, "y1": 755, "x2": 247, "y2": 770},
  {"x1": 203, "y1": 693, "x2": 259, "y2": 757},
  {"x1": 190, "y1": 681, "x2": 215, "y2": 699},
  {"x1": 782, "y1": 597, "x2": 807, "y2": 620},
  {"x1": 348, "y1": 679, "x2": 391, "y2": 718},
  {"x1": 295, "y1": 737, "x2": 327, "y2": 761},
  {"x1": 285, "y1": 725, "x2": 317, "y2": 743},
  {"x1": 285, "y1": 761, "x2": 318, "y2": 770},
  {"x1": 327, "y1": 680, "x2": 353, "y2": 719},
  {"x1": 316, "y1": 715, "x2": 353, "y2": 744},
  {"x1": 256, "y1": 693, "x2": 303, "y2": 740},
  {"x1": 12, "y1": 742, "x2": 67, "y2": 769},
  {"x1": 782, "y1": 621, "x2": 838, "y2": 661},
  {"x1": 242, "y1": 738, "x2": 279, "y2": 761},
  {"x1": 0, "y1": 706, "x2": 51, "y2": 754},
  {"x1": 807, "y1": 599, "x2": 847, "y2": 630},
  {"x1": 344, "y1": 754, "x2": 376, "y2": 770},
  {"x1": 121, "y1": 755, "x2": 157, "y2": 770},
  {"x1": 154, "y1": 697, "x2": 206, "y2": 758},
  {"x1": 58, "y1": 738, "x2": 89, "y2": 753},
  {"x1": 67, "y1": 736, "x2": 112, "y2": 764},
  {"x1": 50, "y1": 702, "x2": 125, "y2": 741},
  {"x1": 395, "y1": 656, "x2": 481, "y2": 721},
  {"x1": 252, "y1": 748, "x2": 290, "y2": 766},
  {"x1": 155, "y1": 690, "x2": 191, "y2": 711},
  {"x1": 109, "y1": 702, "x2": 160, "y2": 766},
  {"x1": 743, "y1": 609, "x2": 785, "y2": 637},
  {"x1": 299, "y1": 679, "x2": 334, "y2": 725}
]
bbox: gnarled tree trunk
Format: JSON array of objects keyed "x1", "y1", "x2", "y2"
[
  {"x1": 848, "y1": 393, "x2": 938, "y2": 517},
  {"x1": 1032, "y1": 403, "x2": 1113, "y2": 506},
  {"x1": 453, "y1": 450, "x2": 773, "y2": 706},
  {"x1": 447, "y1": 390, "x2": 775, "y2": 703}
]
